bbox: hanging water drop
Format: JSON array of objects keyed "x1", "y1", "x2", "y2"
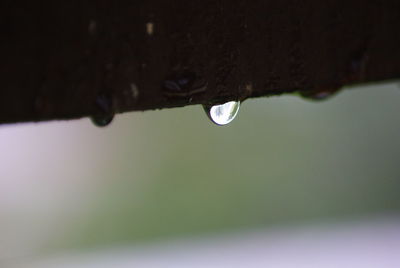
[
  {"x1": 300, "y1": 89, "x2": 339, "y2": 101},
  {"x1": 162, "y1": 71, "x2": 207, "y2": 98},
  {"x1": 91, "y1": 114, "x2": 114, "y2": 127},
  {"x1": 91, "y1": 92, "x2": 114, "y2": 127},
  {"x1": 203, "y1": 101, "x2": 240, "y2": 126}
]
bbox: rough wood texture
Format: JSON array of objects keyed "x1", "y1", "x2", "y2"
[{"x1": 0, "y1": 0, "x2": 399, "y2": 124}]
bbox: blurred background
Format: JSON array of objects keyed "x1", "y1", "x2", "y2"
[{"x1": 1, "y1": 82, "x2": 400, "y2": 267}]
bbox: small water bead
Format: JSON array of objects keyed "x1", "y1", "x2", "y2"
[
  {"x1": 91, "y1": 92, "x2": 114, "y2": 127},
  {"x1": 163, "y1": 71, "x2": 207, "y2": 98},
  {"x1": 91, "y1": 114, "x2": 114, "y2": 127},
  {"x1": 203, "y1": 101, "x2": 240, "y2": 126},
  {"x1": 300, "y1": 90, "x2": 339, "y2": 101}
]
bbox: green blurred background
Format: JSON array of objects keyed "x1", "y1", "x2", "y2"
[{"x1": 1, "y1": 82, "x2": 400, "y2": 262}]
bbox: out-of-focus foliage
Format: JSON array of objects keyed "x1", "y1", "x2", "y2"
[{"x1": 1, "y1": 82, "x2": 400, "y2": 261}]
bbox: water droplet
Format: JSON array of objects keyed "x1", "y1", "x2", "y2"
[
  {"x1": 203, "y1": 101, "x2": 240, "y2": 126},
  {"x1": 91, "y1": 92, "x2": 114, "y2": 127},
  {"x1": 90, "y1": 114, "x2": 114, "y2": 127},
  {"x1": 300, "y1": 90, "x2": 339, "y2": 101},
  {"x1": 163, "y1": 71, "x2": 207, "y2": 97}
]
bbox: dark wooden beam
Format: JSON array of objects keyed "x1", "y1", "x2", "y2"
[{"x1": 0, "y1": 0, "x2": 399, "y2": 124}]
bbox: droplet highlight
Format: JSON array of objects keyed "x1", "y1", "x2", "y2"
[{"x1": 203, "y1": 101, "x2": 240, "y2": 126}]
